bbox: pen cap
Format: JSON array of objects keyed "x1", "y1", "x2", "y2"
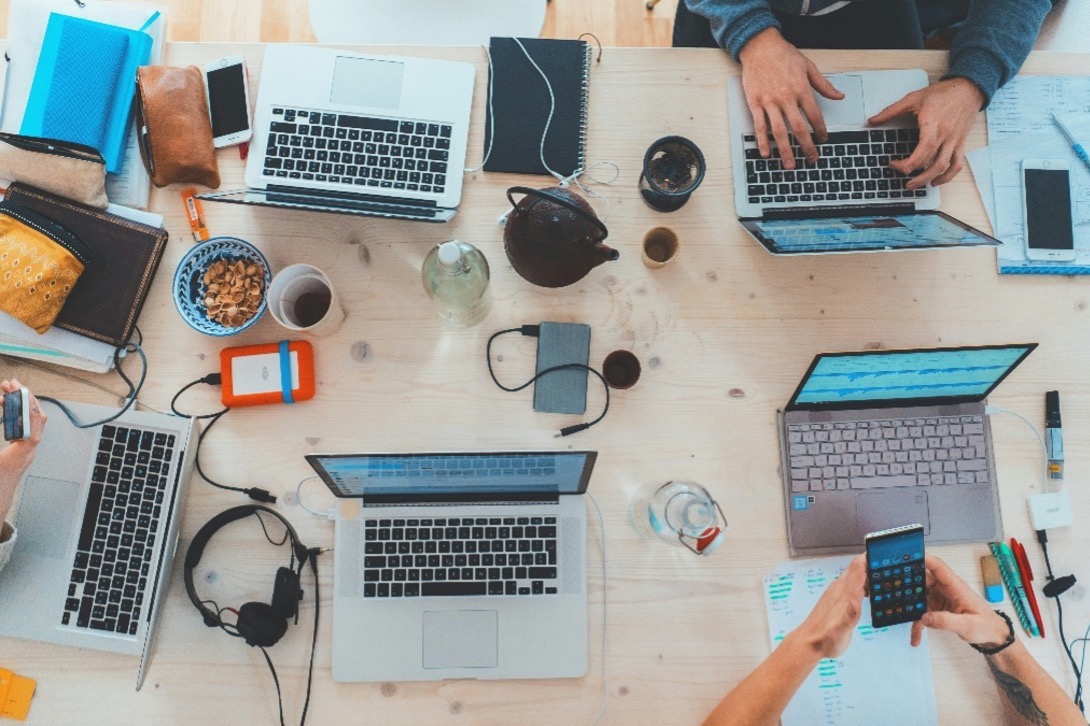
[{"x1": 981, "y1": 555, "x2": 1004, "y2": 603}]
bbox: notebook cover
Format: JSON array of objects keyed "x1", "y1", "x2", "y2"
[
  {"x1": 484, "y1": 37, "x2": 590, "y2": 177},
  {"x1": 21, "y1": 13, "x2": 153, "y2": 173},
  {"x1": 6, "y1": 183, "x2": 168, "y2": 347}
]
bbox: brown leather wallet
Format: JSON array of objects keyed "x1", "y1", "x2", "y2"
[{"x1": 135, "y1": 66, "x2": 220, "y2": 189}]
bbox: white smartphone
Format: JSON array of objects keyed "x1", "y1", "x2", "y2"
[
  {"x1": 204, "y1": 55, "x2": 252, "y2": 148},
  {"x1": 1022, "y1": 158, "x2": 1076, "y2": 262}
]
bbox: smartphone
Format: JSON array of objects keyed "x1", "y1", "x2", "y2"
[
  {"x1": 1022, "y1": 159, "x2": 1075, "y2": 262},
  {"x1": 865, "y1": 524, "x2": 926, "y2": 628},
  {"x1": 3, "y1": 387, "x2": 30, "y2": 441},
  {"x1": 204, "y1": 55, "x2": 252, "y2": 148}
]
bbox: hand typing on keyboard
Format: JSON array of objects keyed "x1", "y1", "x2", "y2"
[{"x1": 867, "y1": 77, "x2": 986, "y2": 189}]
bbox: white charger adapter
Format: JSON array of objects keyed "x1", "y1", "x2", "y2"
[{"x1": 1029, "y1": 490, "x2": 1073, "y2": 531}]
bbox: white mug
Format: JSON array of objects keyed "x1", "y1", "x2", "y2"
[{"x1": 267, "y1": 264, "x2": 345, "y2": 337}]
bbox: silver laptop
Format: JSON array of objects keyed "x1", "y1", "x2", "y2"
[
  {"x1": 727, "y1": 70, "x2": 999, "y2": 255},
  {"x1": 779, "y1": 344, "x2": 1036, "y2": 556},
  {"x1": 199, "y1": 45, "x2": 475, "y2": 222},
  {"x1": 0, "y1": 399, "x2": 197, "y2": 689},
  {"x1": 305, "y1": 450, "x2": 595, "y2": 682}
]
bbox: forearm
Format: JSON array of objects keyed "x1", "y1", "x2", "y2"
[
  {"x1": 946, "y1": 0, "x2": 1051, "y2": 105},
  {"x1": 703, "y1": 633, "x2": 821, "y2": 726},
  {"x1": 0, "y1": 444, "x2": 33, "y2": 523},
  {"x1": 683, "y1": 0, "x2": 780, "y2": 60},
  {"x1": 986, "y1": 640, "x2": 1085, "y2": 726}
]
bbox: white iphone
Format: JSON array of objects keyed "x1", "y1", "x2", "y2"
[
  {"x1": 204, "y1": 55, "x2": 252, "y2": 148},
  {"x1": 1022, "y1": 158, "x2": 1076, "y2": 262}
]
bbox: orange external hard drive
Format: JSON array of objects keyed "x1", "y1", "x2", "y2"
[{"x1": 220, "y1": 340, "x2": 315, "y2": 407}]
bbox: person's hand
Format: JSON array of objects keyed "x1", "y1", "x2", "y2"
[
  {"x1": 910, "y1": 555, "x2": 1011, "y2": 648},
  {"x1": 792, "y1": 554, "x2": 867, "y2": 659},
  {"x1": 867, "y1": 77, "x2": 985, "y2": 189},
  {"x1": 738, "y1": 27, "x2": 845, "y2": 170},
  {"x1": 2, "y1": 379, "x2": 47, "y2": 453}
]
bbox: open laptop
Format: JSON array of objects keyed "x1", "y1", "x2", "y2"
[
  {"x1": 305, "y1": 450, "x2": 595, "y2": 682},
  {"x1": 727, "y1": 70, "x2": 1000, "y2": 255},
  {"x1": 198, "y1": 45, "x2": 475, "y2": 222},
  {"x1": 0, "y1": 399, "x2": 197, "y2": 689},
  {"x1": 779, "y1": 344, "x2": 1036, "y2": 556}
]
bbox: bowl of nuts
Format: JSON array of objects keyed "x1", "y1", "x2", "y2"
[{"x1": 172, "y1": 237, "x2": 271, "y2": 336}]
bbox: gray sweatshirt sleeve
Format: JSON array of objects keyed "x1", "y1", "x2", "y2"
[
  {"x1": 683, "y1": 0, "x2": 781, "y2": 60},
  {"x1": 0, "y1": 522, "x2": 15, "y2": 574},
  {"x1": 940, "y1": 0, "x2": 1050, "y2": 105}
]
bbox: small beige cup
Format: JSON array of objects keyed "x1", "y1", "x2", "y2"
[
  {"x1": 267, "y1": 264, "x2": 346, "y2": 337},
  {"x1": 642, "y1": 226, "x2": 680, "y2": 268}
]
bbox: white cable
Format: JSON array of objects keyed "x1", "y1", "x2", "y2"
[
  {"x1": 463, "y1": 44, "x2": 496, "y2": 174},
  {"x1": 586, "y1": 492, "x2": 609, "y2": 726},
  {"x1": 985, "y1": 406, "x2": 1051, "y2": 492},
  {"x1": 295, "y1": 475, "x2": 336, "y2": 520}
]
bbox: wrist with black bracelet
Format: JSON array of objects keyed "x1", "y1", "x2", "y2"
[{"x1": 970, "y1": 610, "x2": 1016, "y2": 656}]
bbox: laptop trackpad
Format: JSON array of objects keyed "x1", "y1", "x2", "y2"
[
  {"x1": 856, "y1": 490, "x2": 929, "y2": 539},
  {"x1": 15, "y1": 476, "x2": 80, "y2": 560},
  {"x1": 422, "y1": 610, "x2": 498, "y2": 669},
  {"x1": 817, "y1": 74, "x2": 865, "y2": 127}
]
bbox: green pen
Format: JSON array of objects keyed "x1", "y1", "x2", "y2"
[{"x1": 996, "y1": 542, "x2": 1040, "y2": 637}]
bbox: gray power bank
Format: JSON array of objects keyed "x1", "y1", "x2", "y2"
[{"x1": 533, "y1": 322, "x2": 590, "y2": 415}]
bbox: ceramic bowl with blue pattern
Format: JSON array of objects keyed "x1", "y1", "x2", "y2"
[{"x1": 172, "y1": 237, "x2": 271, "y2": 336}]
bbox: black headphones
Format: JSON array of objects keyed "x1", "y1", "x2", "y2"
[{"x1": 183, "y1": 505, "x2": 310, "y2": 648}]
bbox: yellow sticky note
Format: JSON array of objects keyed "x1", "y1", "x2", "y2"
[{"x1": 0, "y1": 667, "x2": 36, "y2": 721}]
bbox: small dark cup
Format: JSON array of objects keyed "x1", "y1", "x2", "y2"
[
  {"x1": 639, "y1": 135, "x2": 706, "y2": 212},
  {"x1": 603, "y1": 350, "x2": 641, "y2": 390}
]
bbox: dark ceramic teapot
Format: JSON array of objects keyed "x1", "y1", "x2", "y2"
[{"x1": 503, "y1": 186, "x2": 618, "y2": 288}]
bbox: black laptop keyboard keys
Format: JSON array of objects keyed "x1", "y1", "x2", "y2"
[
  {"x1": 264, "y1": 107, "x2": 451, "y2": 194},
  {"x1": 65, "y1": 424, "x2": 174, "y2": 635},
  {"x1": 361, "y1": 516, "x2": 560, "y2": 598}
]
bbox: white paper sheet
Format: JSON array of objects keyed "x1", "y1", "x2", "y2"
[{"x1": 764, "y1": 556, "x2": 938, "y2": 726}]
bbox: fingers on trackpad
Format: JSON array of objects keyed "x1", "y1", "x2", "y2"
[
  {"x1": 422, "y1": 610, "x2": 498, "y2": 669},
  {"x1": 816, "y1": 74, "x2": 865, "y2": 127}
]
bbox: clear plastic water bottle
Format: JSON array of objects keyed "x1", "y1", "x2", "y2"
[
  {"x1": 421, "y1": 240, "x2": 492, "y2": 328},
  {"x1": 633, "y1": 480, "x2": 726, "y2": 555}
]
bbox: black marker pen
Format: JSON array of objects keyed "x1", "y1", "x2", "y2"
[{"x1": 1046, "y1": 390, "x2": 1063, "y2": 480}]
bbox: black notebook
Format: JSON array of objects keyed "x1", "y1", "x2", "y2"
[{"x1": 484, "y1": 37, "x2": 592, "y2": 177}]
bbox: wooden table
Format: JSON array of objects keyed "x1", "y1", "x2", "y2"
[{"x1": 3, "y1": 44, "x2": 1088, "y2": 726}]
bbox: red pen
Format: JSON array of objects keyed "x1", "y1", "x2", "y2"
[{"x1": 1011, "y1": 538, "x2": 1046, "y2": 638}]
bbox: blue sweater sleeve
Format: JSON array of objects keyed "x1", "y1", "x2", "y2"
[
  {"x1": 942, "y1": 0, "x2": 1051, "y2": 105},
  {"x1": 683, "y1": 0, "x2": 781, "y2": 60}
]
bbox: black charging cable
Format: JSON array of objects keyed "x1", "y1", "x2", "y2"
[
  {"x1": 1036, "y1": 528, "x2": 1084, "y2": 712},
  {"x1": 486, "y1": 325, "x2": 610, "y2": 437},
  {"x1": 37, "y1": 339, "x2": 148, "y2": 428},
  {"x1": 170, "y1": 374, "x2": 276, "y2": 503}
]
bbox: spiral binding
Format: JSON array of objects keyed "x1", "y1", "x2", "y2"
[{"x1": 577, "y1": 42, "x2": 591, "y2": 174}]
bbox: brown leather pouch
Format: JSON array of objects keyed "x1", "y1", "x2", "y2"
[{"x1": 135, "y1": 66, "x2": 220, "y2": 189}]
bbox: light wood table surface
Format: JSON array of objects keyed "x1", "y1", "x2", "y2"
[{"x1": 3, "y1": 44, "x2": 1089, "y2": 726}]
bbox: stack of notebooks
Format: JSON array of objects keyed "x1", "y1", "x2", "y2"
[{"x1": 0, "y1": 184, "x2": 168, "y2": 372}]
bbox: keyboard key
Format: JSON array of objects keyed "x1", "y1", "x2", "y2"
[{"x1": 421, "y1": 582, "x2": 487, "y2": 597}]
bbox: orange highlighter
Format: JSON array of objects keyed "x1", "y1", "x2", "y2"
[{"x1": 1011, "y1": 538, "x2": 1045, "y2": 637}]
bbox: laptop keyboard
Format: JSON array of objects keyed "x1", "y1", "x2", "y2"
[
  {"x1": 362, "y1": 516, "x2": 559, "y2": 598},
  {"x1": 263, "y1": 107, "x2": 451, "y2": 195},
  {"x1": 62, "y1": 424, "x2": 175, "y2": 635},
  {"x1": 787, "y1": 414, "x2": 988, "y2": 492},
  {"x1": 743, "y1": 129, "x2": 927, "y2": 205}
]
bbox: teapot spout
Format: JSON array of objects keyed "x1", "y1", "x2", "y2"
[{"x1": 592, "y1": 243, "x2": 620, "y2": 268}]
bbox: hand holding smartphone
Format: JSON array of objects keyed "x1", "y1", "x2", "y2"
[
  {"x1": 3, "y1": 387, "x2": 31, "y2": 441},
  {"x1": 865, "y1": 524, "x2": 926, "y2": 627},
  {"x1": 1022, "y1": 159, "x2": 1075, "y2": 263},
  {"x1": 204, "y1": 55, "x2": 253, "y2": 148}
]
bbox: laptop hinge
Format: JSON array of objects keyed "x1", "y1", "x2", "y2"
[
  {"x1": 362, "y1": 493, "x2": 562, "y2": 506},
  {"x1": 756, "y1": 203, "x2": 917, "y2": 221},
  {"x1": 266, "y1": 184, "x2": 439, "y2": 209}
]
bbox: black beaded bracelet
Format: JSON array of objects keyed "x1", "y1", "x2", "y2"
[{"x1": 970, "y1": 610, "x2": 1016, "y2": 655}]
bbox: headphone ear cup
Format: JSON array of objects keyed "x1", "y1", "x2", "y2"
[
  {"x1": 271, "y1": 566, "x2": 301, "y2": 620},
  {"x1": 236, "y1": 602, "x2": 288, "y2": 648}
]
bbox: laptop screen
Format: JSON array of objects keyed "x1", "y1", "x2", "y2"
[
  {"x1": 741, "y1": 211, "x2": 999, "y2": 255},
  {"x1": 306, "y1": 451, "x2": 596, "y2": 502},
  {"x1": 786, "y1": 344, "x2": 1036, "y2": 411}
]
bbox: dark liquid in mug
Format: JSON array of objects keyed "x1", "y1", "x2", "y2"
[{"x1": 293, "y1": 291, "x2": 332, "y2": 327}]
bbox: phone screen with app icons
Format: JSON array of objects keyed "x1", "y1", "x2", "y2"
[{"x1": 865, "y1": 524, "x2": 926, "y2": 627}]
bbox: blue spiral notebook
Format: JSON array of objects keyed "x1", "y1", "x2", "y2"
[{"x1": 20, "y1": 12, "x2": 157, "y2": 174}]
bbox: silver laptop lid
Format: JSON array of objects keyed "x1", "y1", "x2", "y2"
[
  {"x1": 785, "y1": 344, "x2": 1037, "y2": 412},
  {"x1": 305, "y1": 451, "x2": 596, "y2": 503}
]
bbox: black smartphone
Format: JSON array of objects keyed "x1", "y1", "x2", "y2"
[
  {"x1": 865, "y1": 523, "x2": 926, "y2": 627},
  {"x1": 3, "y1": 387, "x2": 30, "y2": 441}
]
